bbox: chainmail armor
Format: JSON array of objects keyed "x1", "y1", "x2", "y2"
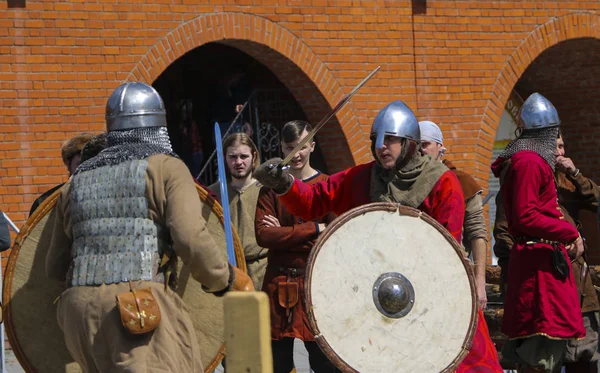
[
  {"x1": 76, "y1": 127, "x2": 177, "y2": 174},
  {"x1": 499, "y1": 127, "x2": 559, "y2": 172}
]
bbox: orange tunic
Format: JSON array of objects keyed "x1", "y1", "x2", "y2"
[{"x1": 255, "y1": 172, "x2": 336, "y2": 340}]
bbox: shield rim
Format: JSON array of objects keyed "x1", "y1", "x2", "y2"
[
  {"x1": 2, "y1": 183, "x2": 246, "y2": 373},
  {"x1": 304, "y1": 202, "x2": 478, "y2": 373}
]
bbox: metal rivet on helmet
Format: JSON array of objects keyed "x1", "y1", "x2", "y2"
[
  {"x1": 106, "y1": 82, "x2": 167, "y2": 132},
  {"x1": 519, "y1": 92, "x2": 560, "y2": 130},
  {"x1": 370, "y1": 100, "x2": 420, "y2": 149}
]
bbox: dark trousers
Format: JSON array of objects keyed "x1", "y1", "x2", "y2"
[{"x1": 272, "y1": 338, "x2": 341, "y2": 373}]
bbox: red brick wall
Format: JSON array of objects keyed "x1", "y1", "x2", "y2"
[{"x1": 1, "y1": 2, "x2": 600, "y2": 263}]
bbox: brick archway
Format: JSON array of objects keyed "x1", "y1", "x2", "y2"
[
  {"x1": 478, "y1": 12, "x2": 600, "y2": 182},
  {"x1": 127, "y1": 12, "x2": 366, "y2": 172}
]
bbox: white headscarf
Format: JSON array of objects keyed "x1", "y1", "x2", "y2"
[{"x1": 418, "y1": 120, "x2": 446, "y2": 157}]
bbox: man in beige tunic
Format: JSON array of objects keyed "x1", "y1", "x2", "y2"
[
  {"x1": 209, "y1": 133, "x2": 268, "y2": 289},
  {"x1": 419, "y1": 120, "x2": 489, "y2": 309},
  {"x1": 46, "y1": 82, "x2": 252, "y2": 373}
]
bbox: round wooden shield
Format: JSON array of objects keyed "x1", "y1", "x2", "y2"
[
  {"x1": 2, "y1": 184, "x2": 246, "y2": 373},
  {"x1": 305, "y1": 203, "x2": 477, "y2": 373}
]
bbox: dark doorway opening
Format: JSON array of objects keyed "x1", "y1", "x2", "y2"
[{"x1": 153, "y1": 42, "x2": 328, "y2": 186}]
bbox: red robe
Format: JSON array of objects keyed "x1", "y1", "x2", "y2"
[
  {"x1": 492, "y1": 151, "x2": 585, "y2": 340},
  {"x1": 255, "y1": 172, "x2": 336, "y2": 341},
  {"x1": 280, "y1": 160, "x2": 502, "y2": 372}
]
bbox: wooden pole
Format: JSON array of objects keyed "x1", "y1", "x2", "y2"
[{"x1": 224, "y1": 291, "x2": 274, "y2": 373}]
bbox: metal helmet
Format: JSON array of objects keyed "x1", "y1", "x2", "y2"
[
  {"x1": 105, "y1": 82, "x2": 167, "y2": 132},
  {"x1": 370, "y1": 100, "x2": 420, "y2": 149},
  {"x1": 519, "y1": 92, "x2": 560, "y2": 130}
]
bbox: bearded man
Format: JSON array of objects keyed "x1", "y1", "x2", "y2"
[
  {"x1": 494, "y1": 124, "x2": 599, "y2": 372},
  {"x1": 419, "y1": 120, "x2": 489, "y2": 309},
  {"x1": 209, "y1": 133, "x2": 268, "y2": 289},
  {"x1": 254, "y1": 100, "x2": 503, "y2": 372},
  {"x1": 491, "y1": 92, "x2": 585, "y2": 373},
  {"x1": 46, "y1": 82, "x2": 252, "y2": 373}
]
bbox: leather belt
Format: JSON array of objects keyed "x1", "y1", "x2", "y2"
[
  {"x1": 516, "y1": 237, "x2": 562, "y2": 246},
  {"x1": 278, "y1": 267, "x2": 305, "y2": 277}
]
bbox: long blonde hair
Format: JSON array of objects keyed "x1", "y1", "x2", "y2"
[{"x1": 222, "y1": 133, "x2": 260, "y2": 176}]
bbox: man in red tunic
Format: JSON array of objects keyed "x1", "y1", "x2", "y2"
[
  {"x1": 254, "y1": 100, "x2": 503, "y2": 372},
  {"x1": 491, "y1": 92, "x2": 585, "y2": 373},
  {"x1": 255, "y1": 120, "x2": 339, "y2": 372}
]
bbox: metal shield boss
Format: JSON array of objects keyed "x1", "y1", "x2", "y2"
[
  {"x1": 305, "y1": 203, "x2": 477, "y2": 373},
  {"x1": 3, "y1": 185, "x2": 246, "y2": 373}
]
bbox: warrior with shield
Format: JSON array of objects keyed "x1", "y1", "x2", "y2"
[
  {"x1": 419, "y1": 120, "x2": 489, "y2": 310},
  {"x1": 45, "y1": 82, "x2": 252, "y2": 372},
  {"x1": 491, "y1": 93, "x2": 587, "y2": 373},
  {"x1": 254, "y1": 100, "x2": 503, "y2": 372}
]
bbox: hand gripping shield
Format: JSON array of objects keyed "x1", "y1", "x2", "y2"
[
  {"x1": 305, "y1": 203, "x2": 477, "y2": 372},
  {"x1": 2, "y1": 185, "x2": 246, "y2": 373}
]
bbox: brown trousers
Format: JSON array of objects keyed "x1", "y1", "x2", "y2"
[{"x1": 57, "y1": 282, "x2": 202, "y2": 373}]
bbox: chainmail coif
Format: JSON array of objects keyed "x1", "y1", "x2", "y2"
[
  {"x1": 75, "y1": 127, "x2": 178, "y2": 174},
  {"x1": 499, "y1": 126, "x2": 559, "y2": 172}
]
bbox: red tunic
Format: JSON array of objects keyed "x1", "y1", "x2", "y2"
[
  {"x1": 255, "y1": 172, "x2": 336, "y2": 341},
  {"x1": 280, "y1": 161, "x2": 502, "y2": 372},
  {"x1": 492, "y1": 151, "x2": 584, "y2": 340}
]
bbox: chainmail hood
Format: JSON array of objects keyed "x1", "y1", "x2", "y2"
[
  {"x1": 499, "y1": 126, "x2": 558, "y2": 172},
  {"x1": 75, "y1": 127, "x2": 177, "y2": 174}
]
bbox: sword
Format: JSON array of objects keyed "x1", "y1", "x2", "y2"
[
  {"x1": 214, "y1": 122, "x2": 237, "y2": 267},
  {"x1": 482, "y1": 191, "x2": 496, "y2": 207},
  {"x1": 279, "y1": 66, "x2": 381, "y2": 167},
  {"x1": 2, "y1": 211, "x2": 19, "y2": 234}
]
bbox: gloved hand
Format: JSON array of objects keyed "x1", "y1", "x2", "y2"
[
  {"x1": 254, "y1": 158, "x2": 293, "y2": 194},
  {"x1": 232, "y1": 266, "x2": 254, "y2": 292}
]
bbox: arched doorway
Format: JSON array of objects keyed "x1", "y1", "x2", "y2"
[
  {"x1": 488, "y1": 36, "x2": 600, "y2": 262},
  {"x1": 153, "y1": 42, "x2": 329, "y2": 185},
  {"x1": 127, "y1": 12, "x2": 367, "y2": 184}
]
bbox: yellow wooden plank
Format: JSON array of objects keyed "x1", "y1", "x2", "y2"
[{"x1": 224, "y1": 291, "x2": 273, "y2": 373}]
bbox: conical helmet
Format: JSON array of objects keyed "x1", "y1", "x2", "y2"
[
  {"x1": 519, "y1": 92, "x2": 560, "y2": 130},
  {"x1": 370, "y1": 100, "x2": 420, "y2": 149},
  {"x1": 105, "y1": 82, "x2": 167, "y2": 131}
]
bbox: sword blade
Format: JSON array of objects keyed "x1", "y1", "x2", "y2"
[
  {"x1": 482, "y1": 191, "x2": 496, "y2": 206},
  {"x1": 280, "y1": 66, "x2": 381, "y2": 167},
  {"x1": 214, "y1": 122, "x2": 237, "y2": 267},
  {"x1": 3, "y1": 211, "x2": 19, "y2": 234}
]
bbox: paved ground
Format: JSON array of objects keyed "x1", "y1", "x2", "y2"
[
  {"x1": 1, "y1": 337, "x2": 313, "y2": 373},
  {"x1": 214, "y1": 339, "x2": 312, "y2": 372},
  {"x1": 4, "y1": 348, "x2": 25, "y2": 373}
]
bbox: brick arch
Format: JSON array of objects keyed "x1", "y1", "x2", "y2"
[
  {"x1": 478, "y1": 12, "x2": 600, "y2": 182},
  {"x1": 127, "y1": 12, "x2": 367, "y2": 172}
]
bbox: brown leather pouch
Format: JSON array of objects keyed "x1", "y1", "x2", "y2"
[
  {"x1": 116, "y1": 282, "x2": 161, "y2": 335},
  {"x1": 278, "y1": 281, "x2": 299, "y2": 310}
]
